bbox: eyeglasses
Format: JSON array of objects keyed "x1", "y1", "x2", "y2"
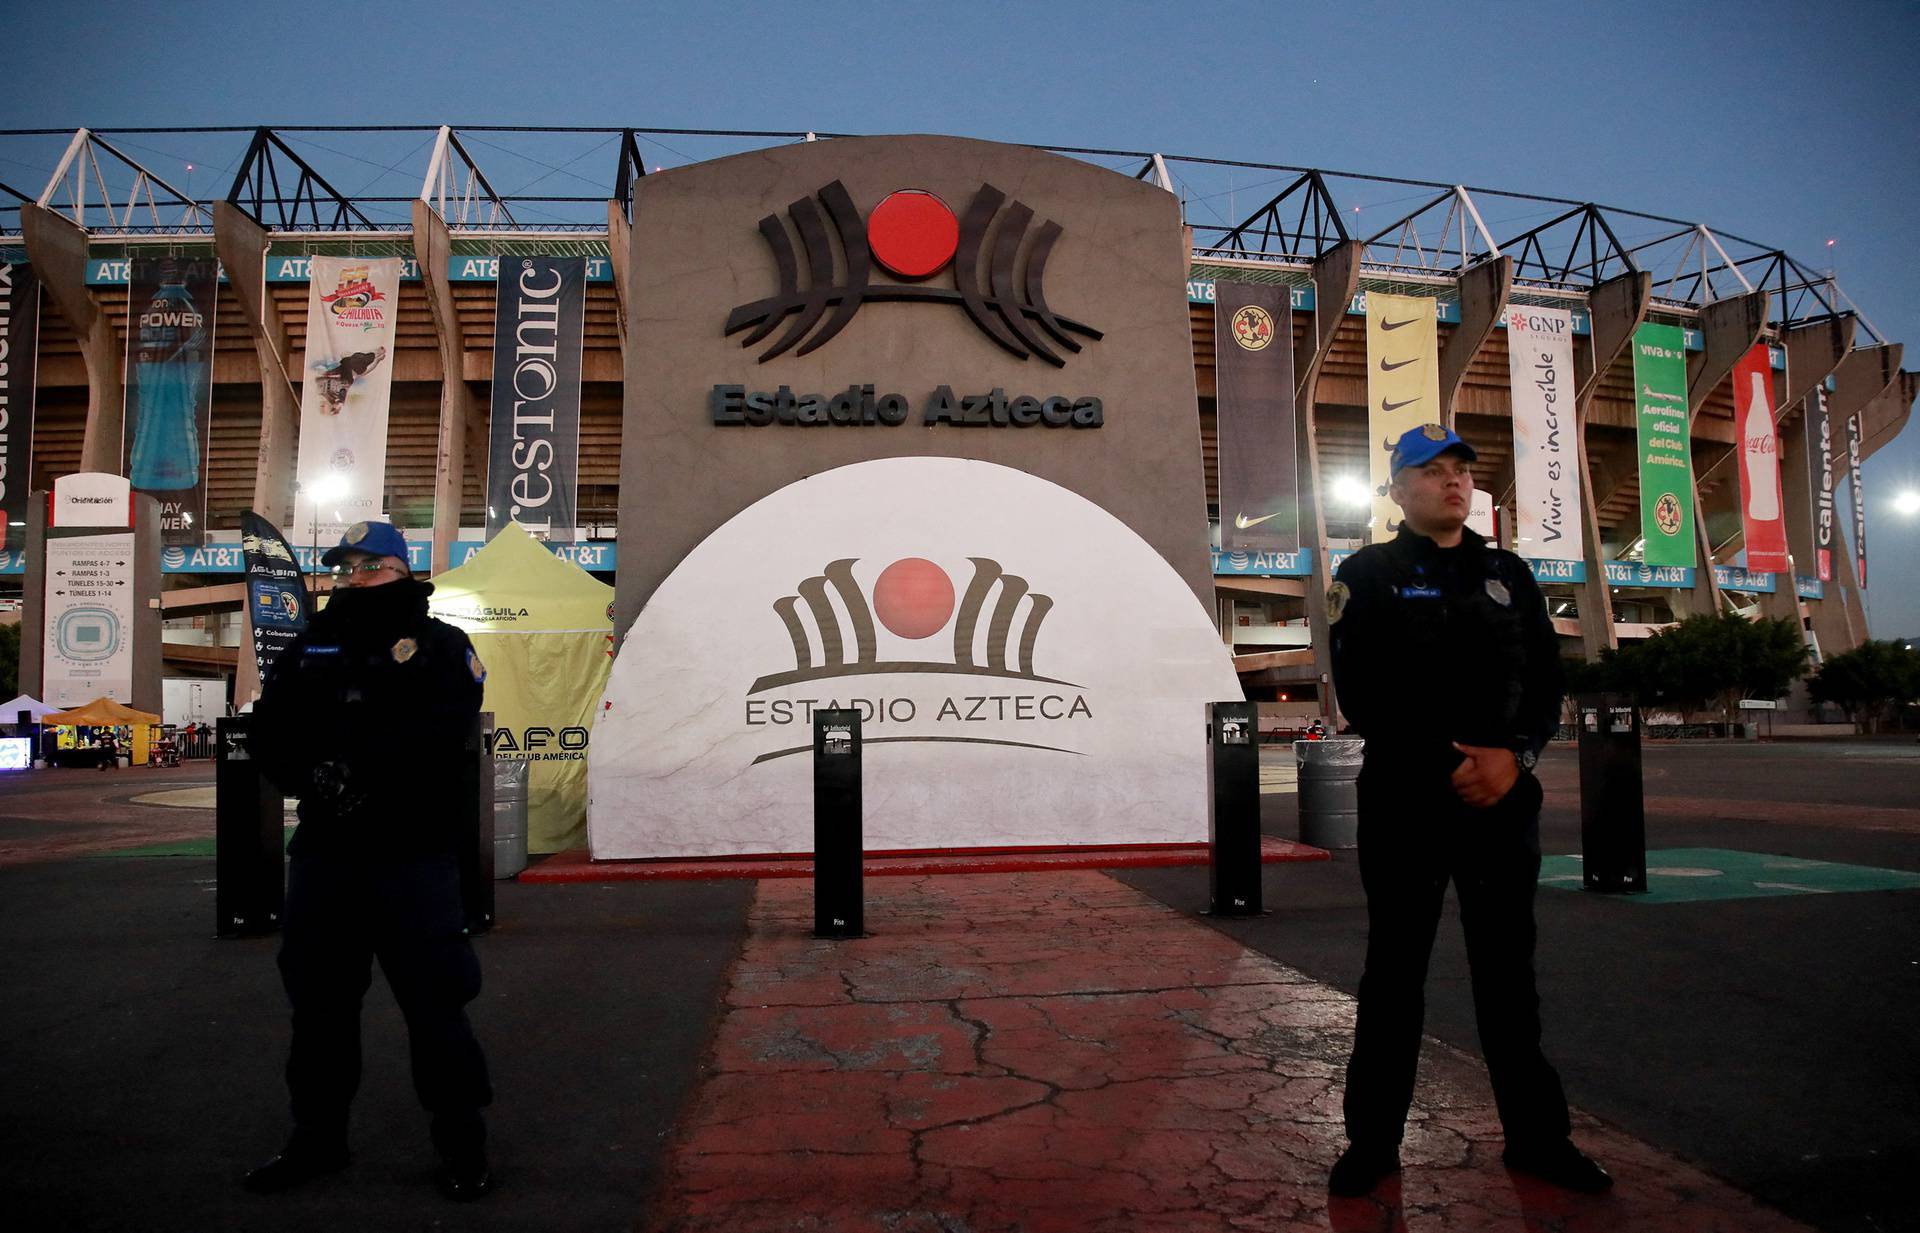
[{"x1": 330, "y1": 561, "x2": 403, "y2": 578}]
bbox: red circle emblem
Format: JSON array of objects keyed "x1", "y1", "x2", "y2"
[
  {"x1": 872, "y1": 558, "x2": 955, "y2": 640},
  {"x1": 868, "y1": 190, "x2": 959, "y2": 279}
]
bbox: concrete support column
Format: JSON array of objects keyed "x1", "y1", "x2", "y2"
[
  {"x1": 1296, "y1": 240, "x2": 1363, "y2": 724},
  {"x1": 213, "y1": 201, "x2": 301, "y2": 526},
  {"x1": 607, "y1": 200, "x2": 631, "y2": 351},
  {"x1": 20, "y1": 204, "x2": 122, "y2": 474},
  {"x1": 1571, "y1": 271, "x2": 1652, "y2": 657},
  {"x1": 1439, "y1": 255, "x2": 1513, "y2": 423},
  {"x1": 1807, "y1": 343, "x2": 1902, "y2": 655},
  {"x1": 1671, "y1": 290, "x2": 1768, "y2": 617},
  {"x1": 412, "y1": 200, "x2": 476, "y2": 575},
  {"x1": 1759, "y1": 316, "x2": 1855, "y2": 629}
]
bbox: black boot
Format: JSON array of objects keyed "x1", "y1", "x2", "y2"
[
  {"x1": 242, "y1": 1134, "x2": 349, "y2": 1194},
  {"x1": 432, "y1": 1109, "x2": 492, "y2": 1201},
  {"x1": 1502, "y1": 1139, "x2": 1612, "y2": 1192},
  {"x1": 1328, "y1": 1143, "x2": 1401, "y2": 1197}
]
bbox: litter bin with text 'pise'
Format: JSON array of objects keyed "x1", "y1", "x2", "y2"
[
  {"x1": 1576, "y1": 693, "x2": 1646, "y2": 893},
  {"x1": 1295, "y1": 736, "x2": 1363, "y2": 850}
]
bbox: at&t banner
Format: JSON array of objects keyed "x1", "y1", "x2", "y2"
[
  {"x1": 1212, "y1": 282, "x2": 1299, "y2": 552},
  {"x1": 293, "y1": 256, "x2": 401, "y2": 542},
  {"x1": 1365, "y1": 292, "x2": 1440, "y2": 541},
  {"x1": 123, "y1": 257, "x2": 218, "y2": 546},
  {"x1": 487, "y1": 255, "x2": 585, "y2": 541},
  {"x1": 1632, "y1": 322, "x2": 1694, "y2": 567},
  {"x1": 1731, "y1": 343, "x2": 1788, "y2": 573},
  {"x1": 1505, "y1": 304, "x2": 1582, "y2": 561},
  {"x1": 1, "y1": 261, "x2": 40, "y2": 552},
  {"x1": 240, "y1": 510, "x2": 311, "y2": 685}
]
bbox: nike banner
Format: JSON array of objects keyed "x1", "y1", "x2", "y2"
[
  {"x1": 1213, "y1": 282, "x2": 1299, "y2": 552},
  {"x1": 293, "y1": 256, "x2": 401, "y2": 543},
  {"x1": 0, "y1": 261, "x2": 40, "y2": 553},
  {"x1": 1505, "y1": 304, "x2": 1583, "y2": 561},
  {"x1": 1366, "y1": 292, "x2": 1440, "y2": 542},
  {"x1": 1731, "y1": 343, "x2": 1789, "y2": 574},
  {"x1": 123, "y1": 256, "x2": 218, "y2": 547},
  {"x1": 486, "y1": 255, "x2": 586, "y2": 541},
  {"x1": 1632, "y1": 322, "x2": 1694, "y2": 568},
  {"x1": 1846, "y1": 408, "x2": 1867, "y2": 587},
  {"x1": 1804, "y1": 385, "x2": 1834, "y2": 583}
]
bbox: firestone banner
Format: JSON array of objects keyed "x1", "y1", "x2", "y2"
[
  {"x1": 293, "y1": 256, "x2": 401, "y2": 542},
  {"x1": 1803, "y1": 386, "x2": 1835, "y2": 582},
  {"x1": 1505, "y1": 304, "x2": 1582, "y2": 561},
  {"x1": 0, "y1": 262, "x2": 41, "y2": 552},
  {"x1": 123, "y1": 256, "x2": 218, "y2": 547},
  {"x1": 1732, "y1": 343, "x2": 1788, "y2": 573},
  {"x1": 240, "y1": 510, "x2": 311, "y2": 686},
  {"x1": 1632, "y1": 322, "x2": 1694, "y2": 568},
  {"x1": 1366, "y1": 292, "x2": 1440, "y2": 541},
  {"x1": 1212, "y1": 282, "x2": 1298, "y2": 552},
  {"x1": 487, "y1": 256, "x2": 585, "y2": 541},
  {"x1": 1846, "y1": 409, "x2": 1867, "y2": 587}
]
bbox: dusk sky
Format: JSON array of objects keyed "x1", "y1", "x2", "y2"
[{"x1": 8, "y1": 0, "x2": 1917, "y2": 636}]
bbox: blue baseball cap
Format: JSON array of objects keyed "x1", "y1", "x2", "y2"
[
  {"x1": 320, "y1": 519, "x2": 410, "y2": 567},
  {"x1": 1389, "y1": 423, "x2": 1478, "y2": 477}
]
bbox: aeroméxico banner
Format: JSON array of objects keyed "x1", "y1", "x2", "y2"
[
  {"x1": 1846, "y1": 409, "x2": 1867, "y2": 587},
  {"x1": 123, "y1": 256, "x2": 218, "y2": 547},
  {"x1": 240, "y1": 510, "x2": 311, "y2": 685},
  {"x1": 1213, "y1": 282, "x2": 1298, "y2": 552},
  {"x1": 293, "y1": 256, "x2": 401, "y2": 542},
  {"x1": 0, "y1": 261, "x2": 40, "y2": 553},
  {"x1": 1632, "y1": 322, "x2": 1694, "y2": 568},
  {"x1": 1804, "y1": 385, "x2": 1835, "y2": 583},
  {"x1": 1505, "y1": 304, "x2": 1582, "y2": 561},
  {"x1": 1366, "y1": 292, "x2": 1439, "y2": 542},
  {"x1": 486, "y1": 256, "x2": 585, "y2": 541},
  {"x1": 1731, "y1": 343, "x2": 1788, "y2": 573}
]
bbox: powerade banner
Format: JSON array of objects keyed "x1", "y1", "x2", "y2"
[
  {"x1": 1632, "y1": 322, "x2": 1694, "y2": 568},
  {"x1": 1846, "y1": 409, "x2": 1867, "y2": 587},
  {"x1": 1213, "y1": 282, "x2": 1299, "y2": 552},
  {"x1": 1731, "y1": 343, "x2": 1788, "y2": 573},
  {"x1": 0, "y1": 262, "x2": 40, "y2": 552},
  {"x1": 1804, "y1": 385, "x2": 1835, "y2": 582},
  {"x1": 1366, "y1": 292, "x2": 1440, "y2": 542},
  {"x1": 1506, "y1": 304, "x2": 1582, "y2": 561},
  {"x1": 293, "y1": 256, "x2": 401, "y2": 543},
  {"x1": 240, "y1": 510, "x2": 311, "y2": 685},
  {"x1": 123, "y1": 257, "x2": 218, "y2": 547},
  {"x1": 486, "y1": 256, "x2": 585, "y2": 541}
]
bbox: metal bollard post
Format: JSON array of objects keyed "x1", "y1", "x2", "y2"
[
  {"x1": 1577, "y1": 692, "x2": 1646, "y2": 893},
  {"x1": 813, "y1": 708, "x2": 864, "y2": 938},
  {"x1": 458, "y1": 712, "x2": 497, "y2": 934},
  {"x1": 1207, "y1": 701, "x2": 1263, "y2": 917},
  {"x1": 214, "y1": 716, "x2": 284, "y2": 938}
]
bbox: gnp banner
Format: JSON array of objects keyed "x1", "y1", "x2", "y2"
[
  {"x1": 0, "y1": 262, "x2": 41, "y2": 552},
  {"x1": 487, "y1": 256, "x2": 585, "y2": 541},
  {"x1": 1213, "y1": 282, "x2": 1299, "y2": 552},
  {"x1": 1732, "y1": 343, "x2": 1788, "y2": 573},
  {"x1": 1846, "y1": 409, "x2": 1867, "y2": 587},
  {"x1": 1804, "y1": 385, "x2": 1835, "y2": 582},
  {"x1": 293, "y1": 256, "x2": 401, "y2": 543},
  {"x1": 123, "y1": 256, "x2": 218, "y2": 546},
  {"x1": 1505, "y1": 304, "x2": 1582, "y2": 561},
  {"x1": 1632, "y1": 322, "x2": 1694, "y2": 568},
  {"x1": 240, "y1": 510, "x2": 311, "y2": 686},
  {"x1": 1366, "y1": 292, "x2": 1440, "y2": 542}
]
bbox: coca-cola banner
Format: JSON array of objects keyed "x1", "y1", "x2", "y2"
[
  {"x1": 293, "y1": 256, "x2": 401, "y2": 543},
  {"x1": 1212, "y1": 282, "x2": 1299, "y2": 553},
  {"x1": 486, "y1": 256, "x2": 585, "y2": 541},
  {"x1": 1731, "y1": 343, "x2": 1788, "y2": 573},
  {"x1": 240, "y1": 509, "x2": 311, "y2": 685},
  {"x1": 1505, "y1": 304, "x2": 1583, "y2": 561},
  {"x1": 123, "y1": 256, "x2": 218, "y2": 547},
  {"x1": 1846, "y1": 409, "x2": 1867, "y2": 588},
  {"x1": 1803, "y1": 386, "x2": 1835, "y2": 583},
  {"x1": 0, "y1": 261, "x2": 39, "y2": 552}
]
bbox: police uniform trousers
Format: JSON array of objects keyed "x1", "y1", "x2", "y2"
[
  {"x1": 1342, "y1": 761, "x2": 1571, "y2": 1150},
  {"x1": 278, "y1": 850, "x2": 493, "y2": 1158}
]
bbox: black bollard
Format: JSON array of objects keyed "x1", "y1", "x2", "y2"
[
  {"x1": 1576, "y1": 692, "x2": 1647, "y2": 893},
  {"x1": 1207, "y1": 701, "x2": 1263, "y2": 916},
  {"x1": 214, "y1": 716, "x2": 285, "y2": 937},
  {"x1": 812, "y1": 708, "x2": 864, "y2": 938},
  {"x1": 457, "y1": 713, "x2": 496, "y2": 935}
]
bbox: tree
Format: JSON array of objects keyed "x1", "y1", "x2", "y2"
[
  {"x1": 1809, "y1": 640, "x2": 1920, "y2": 734},
  {"x1": 1570, "y1": 613, "x2": 1806, "y2": 728}
]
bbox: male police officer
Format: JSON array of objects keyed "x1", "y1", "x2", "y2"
[
  {"x1": 1325, "y1": 425, "x2": 1610, "y2": 1197},
  {"x1": 244, "y1": 520, "x2": 495, "y2": 1201}
]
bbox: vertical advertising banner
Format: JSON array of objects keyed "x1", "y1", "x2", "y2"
[
  {"x1": 293, "y1": 256, "x2": 401, "y2": 543},
  {"x1": 123, "y1": 256, "x2": 218, "y2": 547},
  {"x1": 1846, "y1": 410, "x2": 1867, "y2": 587},
  {"x1": 1366, "y1": 292, "x2": 1440, "y2": 542},
  {"x1": 1212, "y1": 282, "x2": 1299, "y2": 552},
  {"x1": 0, "y1": 261, "x2": 41, "y2": 552},
  {"x1": 240, "y1": 510, "x2": 311, "y2": 685},
  {"x1": 1632, "y1": 322, "x2": 1694, "y2": 567},
  {"x1": 1505, "y1": 304, "x2": 1583, "y2": 561},
  {"x1": 1731, "y1": 343, "x2": 1789, "y2": 573},
  {"x1": 486, "y1": 256, "x2": 585, "y2": 541},
  {"x1": 43, "y1": 532, "x2": 136, "y2": 706},
  {"x1": 1804, "y1": 386, "x2": 1835, "y2": 582}
]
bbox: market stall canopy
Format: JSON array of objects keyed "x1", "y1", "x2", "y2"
[
  {"x1": 45, "y1": 697, "x2": 163, "y2": 726},
  {"x1": 429, "y1": 523, "x2": 615, "y2": 634},
  {"x1": 1, "y1": 694, "x2": 58, "y2": 721}
]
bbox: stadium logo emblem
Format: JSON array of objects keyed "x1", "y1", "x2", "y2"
[
  {"x1": 724, "y1": 181, "x2": 1102, "y2": 366},
  {"x1": 1230, "y1": 304, "x2": 1276, "y2": 351},
  {"x1": 1653, "y1": 492, "x2": 1684, "y2": 536}
]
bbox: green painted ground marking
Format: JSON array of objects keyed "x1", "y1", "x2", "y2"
[
  {"x1": 1538, "y1": 847, "x2": 1920, "y2": 903},
  {"x1": 90, "y1": 827, "x2": 295, "y2": 859}
]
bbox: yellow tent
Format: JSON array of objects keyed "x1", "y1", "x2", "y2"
[
  {"x1": 45, "y1": 697, "x2": 162, "y2": 726},
  {"x1": 429, "y1": 524, "x2": 613, "y2": 852}
]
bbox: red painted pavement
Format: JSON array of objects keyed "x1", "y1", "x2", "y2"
[{"x1": 644, "y1": 871, "x2": 1812, "y2": 1232}]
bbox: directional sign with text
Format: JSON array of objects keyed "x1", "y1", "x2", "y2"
[{"x1": 43, "y1": 533, "x2": 136, "y2": 707}]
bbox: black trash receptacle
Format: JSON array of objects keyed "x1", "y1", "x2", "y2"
[
  {"x1": 1576, "y1": 693, "x2": 1646, "y2": 893},
  {"x1": 813, "y1": 709, "x2": 864, "y2": 938},
  {"x1": 1207, "y1": 701, "x2": 1262, "y2": 917},
  {"x1": 215, "y1": 716, "x2": 284, "y2": 937}
]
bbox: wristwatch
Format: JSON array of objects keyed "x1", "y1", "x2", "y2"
[{"x1": 1515, "y1": 747, "x2": 1538, "y2": 772}]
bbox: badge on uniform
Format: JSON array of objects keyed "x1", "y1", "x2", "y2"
[
  {"x1": 1421, "y1": 423, "x2": 1448, "y2": 441},
  {"x1": 467, "y1": 649, "x2": 487, "y2": 683},
  {"x1": 1327, "y1": 581, "x2": 1350, "y2": 624},
  {"x1": 1485, "y1": 578, "x2": 1512, "y2": 607},
  {"x1": 390, "y1": 637, "x2": 418, "y2": 663}
]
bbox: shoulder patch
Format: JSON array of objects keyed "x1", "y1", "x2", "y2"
[
  {"x1": 1327, "y1": 581, "x2": 1351, "y2": 624},
  {"x1": 467, "y1": 648, "x2": 487, "y2": 684}
]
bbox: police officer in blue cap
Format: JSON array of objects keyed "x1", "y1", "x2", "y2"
[
  {"x1": 1325, "y1": 425, "x2": 1609, "y2": 1197},
  {"x1": 244, "y1": 520, "x2": 495, "y2": 1201}
]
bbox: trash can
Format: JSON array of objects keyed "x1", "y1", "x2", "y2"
[
  {"x1": 1576, "y1": 693, "x2": 1646, "y2": 893},
  {"x1": 1296, "y1": 736, "x2": 1363, "y2": 849},
  {"x1": 492, "y1": 757, "x2": 529, "y2": 880}
]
